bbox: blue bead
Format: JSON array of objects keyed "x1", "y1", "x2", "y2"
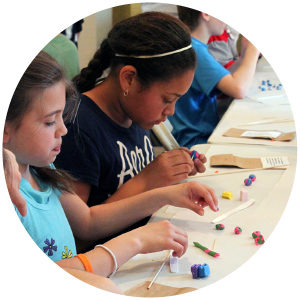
[
  {"x1": 249, "y1": 174, "x2": 256, "y2": 181},
  {"x1": 198, "y1": 264, "x2": 210, "y2": 278},
  {"x1": 244, "y1": 178, "x2": 252, "y2": 186},
  {"x1": 190, "y1": 150, "x2": 200, "y2": 160}
]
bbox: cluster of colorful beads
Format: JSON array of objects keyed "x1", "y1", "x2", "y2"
[
  {"x1": 189, "y1": 150, "x2": 200, "y2": 160},
  {"x1": 216, "y1": 224, "x2": 225, "y2": 230},
  {"x1": 252, "y1": 231, "x2": 265, "y2": 245},
  {"x1": 191, "y1": 263, "x2": 210, "y2": 279},
  {"x1": 259, "y1": 81, "x2": 282, "y2": 91},
  {"x1": 234, "y1": 226, "x2": 242, "y2": 234},
  {"x1": 244, "y1": 174, "x2": 256, "y2": 186}
]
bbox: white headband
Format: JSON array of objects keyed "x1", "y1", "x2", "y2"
[{"x1": 115, "y1": 44, "x2": 192, "y2": 59}]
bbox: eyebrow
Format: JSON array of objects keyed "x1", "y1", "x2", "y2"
[
  {"x1": 44, "y1": 110, "x2": 62, "y2": 118},
  {"x1": 166, "y1": 92, "x2": 183, "y2": 98}
]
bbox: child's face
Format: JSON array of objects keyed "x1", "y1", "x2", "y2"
[
  {"x1": 5, "y1": 80, "x2": 67, "y2": 171},
  {"x1": 123, "y1": 69, "x2": 195, "y2": 129}
]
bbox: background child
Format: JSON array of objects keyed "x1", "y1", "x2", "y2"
[
  {"x1": 168, "y1": 6, "x2": 260, "y2": 147},
  {"x1": 3, "y1": 51, "x2": 218, "y2": 293},
  {"x1": 54, "y1": 12, "x2": 207, "y2": 239},
  {"x1": 43, "y1": 33, "x2": 81, "y2": 80}
]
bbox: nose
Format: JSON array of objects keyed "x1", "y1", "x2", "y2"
[
  {"x1": 55, "y1": 118, "x2": 68, "y2": 138},
  {"x1": 164, "y1": 102, "x2": 176, "y2": 116}
]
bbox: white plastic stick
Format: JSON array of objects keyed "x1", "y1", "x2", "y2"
[{"x1": 211, "y1": 199, "x2": 255, "y2": 224}]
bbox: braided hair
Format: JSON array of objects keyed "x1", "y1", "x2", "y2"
[{"x1": 73, "y1": 11, "x2": 196, "y2": 92}]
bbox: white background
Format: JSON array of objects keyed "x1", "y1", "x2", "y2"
[{"x1": 1, "y1": 1, "x2": 299, "y2": 299}]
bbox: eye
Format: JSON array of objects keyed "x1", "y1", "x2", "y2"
[
  {"x1": 163, "y1": 98, "x2": 173, "y2": 104},
  {"x1": 45, "y1": 121, "x2": 56, "y2": 126}
]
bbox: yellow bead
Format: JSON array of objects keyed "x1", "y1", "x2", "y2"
[{"x1": 222, "y1": 191, "x2": 233, "y2": 199}]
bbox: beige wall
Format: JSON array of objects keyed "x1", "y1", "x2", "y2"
[
  {"x1": 77, "y1": 8, "x2": 113, "y2": 69},
  {"x1": 77, "y1": 4, "x2": 141, "y2": 69}
]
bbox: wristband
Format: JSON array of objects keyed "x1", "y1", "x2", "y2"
[
  {"x1": 75, "y1": 254, "x2": 93, "y2": 273},
  {"x1": 95, "y1": 244, "x2": 118, "y2": 277}
]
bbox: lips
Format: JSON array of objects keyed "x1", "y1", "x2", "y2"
[
  {"x1": 52, "y1": 145, "x2": 61, "y2": 152},
  {"x1": 154, "y1": 118, "x2": 167, "y2": 125}
]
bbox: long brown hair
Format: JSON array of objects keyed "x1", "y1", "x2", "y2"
[{"x1": 5, "y1": 51, "x2": 78, "y2": 193}]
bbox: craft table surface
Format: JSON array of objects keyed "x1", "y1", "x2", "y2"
[
  {"x1": 208, "y1": 57, "x2": 296, "y2": 147},
  {"x1": 112, "y1": 143, "x2": 296, "y2": 293}
]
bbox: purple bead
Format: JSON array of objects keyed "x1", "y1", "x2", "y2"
[{"x1": 191, "y1": 264, "x2": 199, "y2": 279}]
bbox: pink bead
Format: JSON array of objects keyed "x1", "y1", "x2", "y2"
[
  {"x1": 240, "y1": 190, "x2": 248, "y2": 201},
  {"x1": 234, "y1": 226, "x2": 242, "y2": 234}
]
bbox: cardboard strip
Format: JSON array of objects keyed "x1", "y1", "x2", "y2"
[
  {"x1": 210, "y1": 154, "x2": 289, "y2": 169},
  {"x1": 124, "y1": 281, "x2": 196, "y2": 297},
  {"x1": 223, "y1": 128, "x2": 295, "y2": 141}
]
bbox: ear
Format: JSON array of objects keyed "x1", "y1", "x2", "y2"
[
  {"x1": 201, "y1": 13, "x2": 211, "y2": 22},
  {"x1": 3, "y1": 123, "x2": 11, "y2": 145},
  {"x1": 119, "y1": 65, "x2": 138, "y2": 93}
]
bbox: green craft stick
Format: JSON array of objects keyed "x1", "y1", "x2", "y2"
[{"x1": 193, "y1": 241, "x2": 220, "y2": 257}]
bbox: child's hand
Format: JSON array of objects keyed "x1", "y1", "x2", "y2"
[
  {"x1": 129, "y1": 220, "x2": 188, "y2": 258},
  {"x1": 192, "y1": 152, "x2": 207, "y2": 173},
  {"x1": 3, "y1": 149, "x2": 27, "y2": 216},
  {"x1": 167, "y1": 181, "x2": 219, "y2": 216},
  {"x1": 137, "y1": 149, "x2": 195, "y2": 189},
  {"x1": 180, "y1": 147, "x2": 207, "y2": 175}
]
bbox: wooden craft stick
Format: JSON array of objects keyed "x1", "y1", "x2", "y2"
[
  {"x1": 211, "y1": 199, "x2": 255, "y2": 224},
  {"x1": 190, "y1": 165, "x2": 287, "y2": 179},
  {"x1": 212, "y1": 239, "x2": 216, "y2": 251},
  {"x1": 147, "y1": 251, "x2": 171, "y2": 289}
]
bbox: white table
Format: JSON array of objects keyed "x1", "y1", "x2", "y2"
[
  {"x1": 112, "y1": 143, "x2": 296, "y2": 293},
  {"x1": 208, "y1": 58, "x2": 296, "y2": 147}
]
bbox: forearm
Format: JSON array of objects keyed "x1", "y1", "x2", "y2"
[
  {"x1": 78, "y1": 188, "x2": 169, "y2": 240},
  {"x1": 62, "y1": 267, "x2": 123, "y2": 294},
  {"x1": 57, "y1": 233, "x2": 141, "y2": 278},
  {"x1": 231, "y1": 45, "x2": 260, "y2": 97},
  {"x1": 105, "y1": 174, "x2": 156, "y2": 203}
]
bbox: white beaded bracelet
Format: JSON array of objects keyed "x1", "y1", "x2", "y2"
[{"x1": 95, "y1": 244, "x2": 118, "y2": 277}]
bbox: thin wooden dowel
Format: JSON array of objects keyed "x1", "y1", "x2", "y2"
[
  {"x1": 189, "y1": 165, "x2": 287, "y2": 179},
  {"x1": 212, "y1": 239, "x2": 216, "y2": 251},
  {"x1": 147, "y1": 251, "x2": 171, "y2": 289}
]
